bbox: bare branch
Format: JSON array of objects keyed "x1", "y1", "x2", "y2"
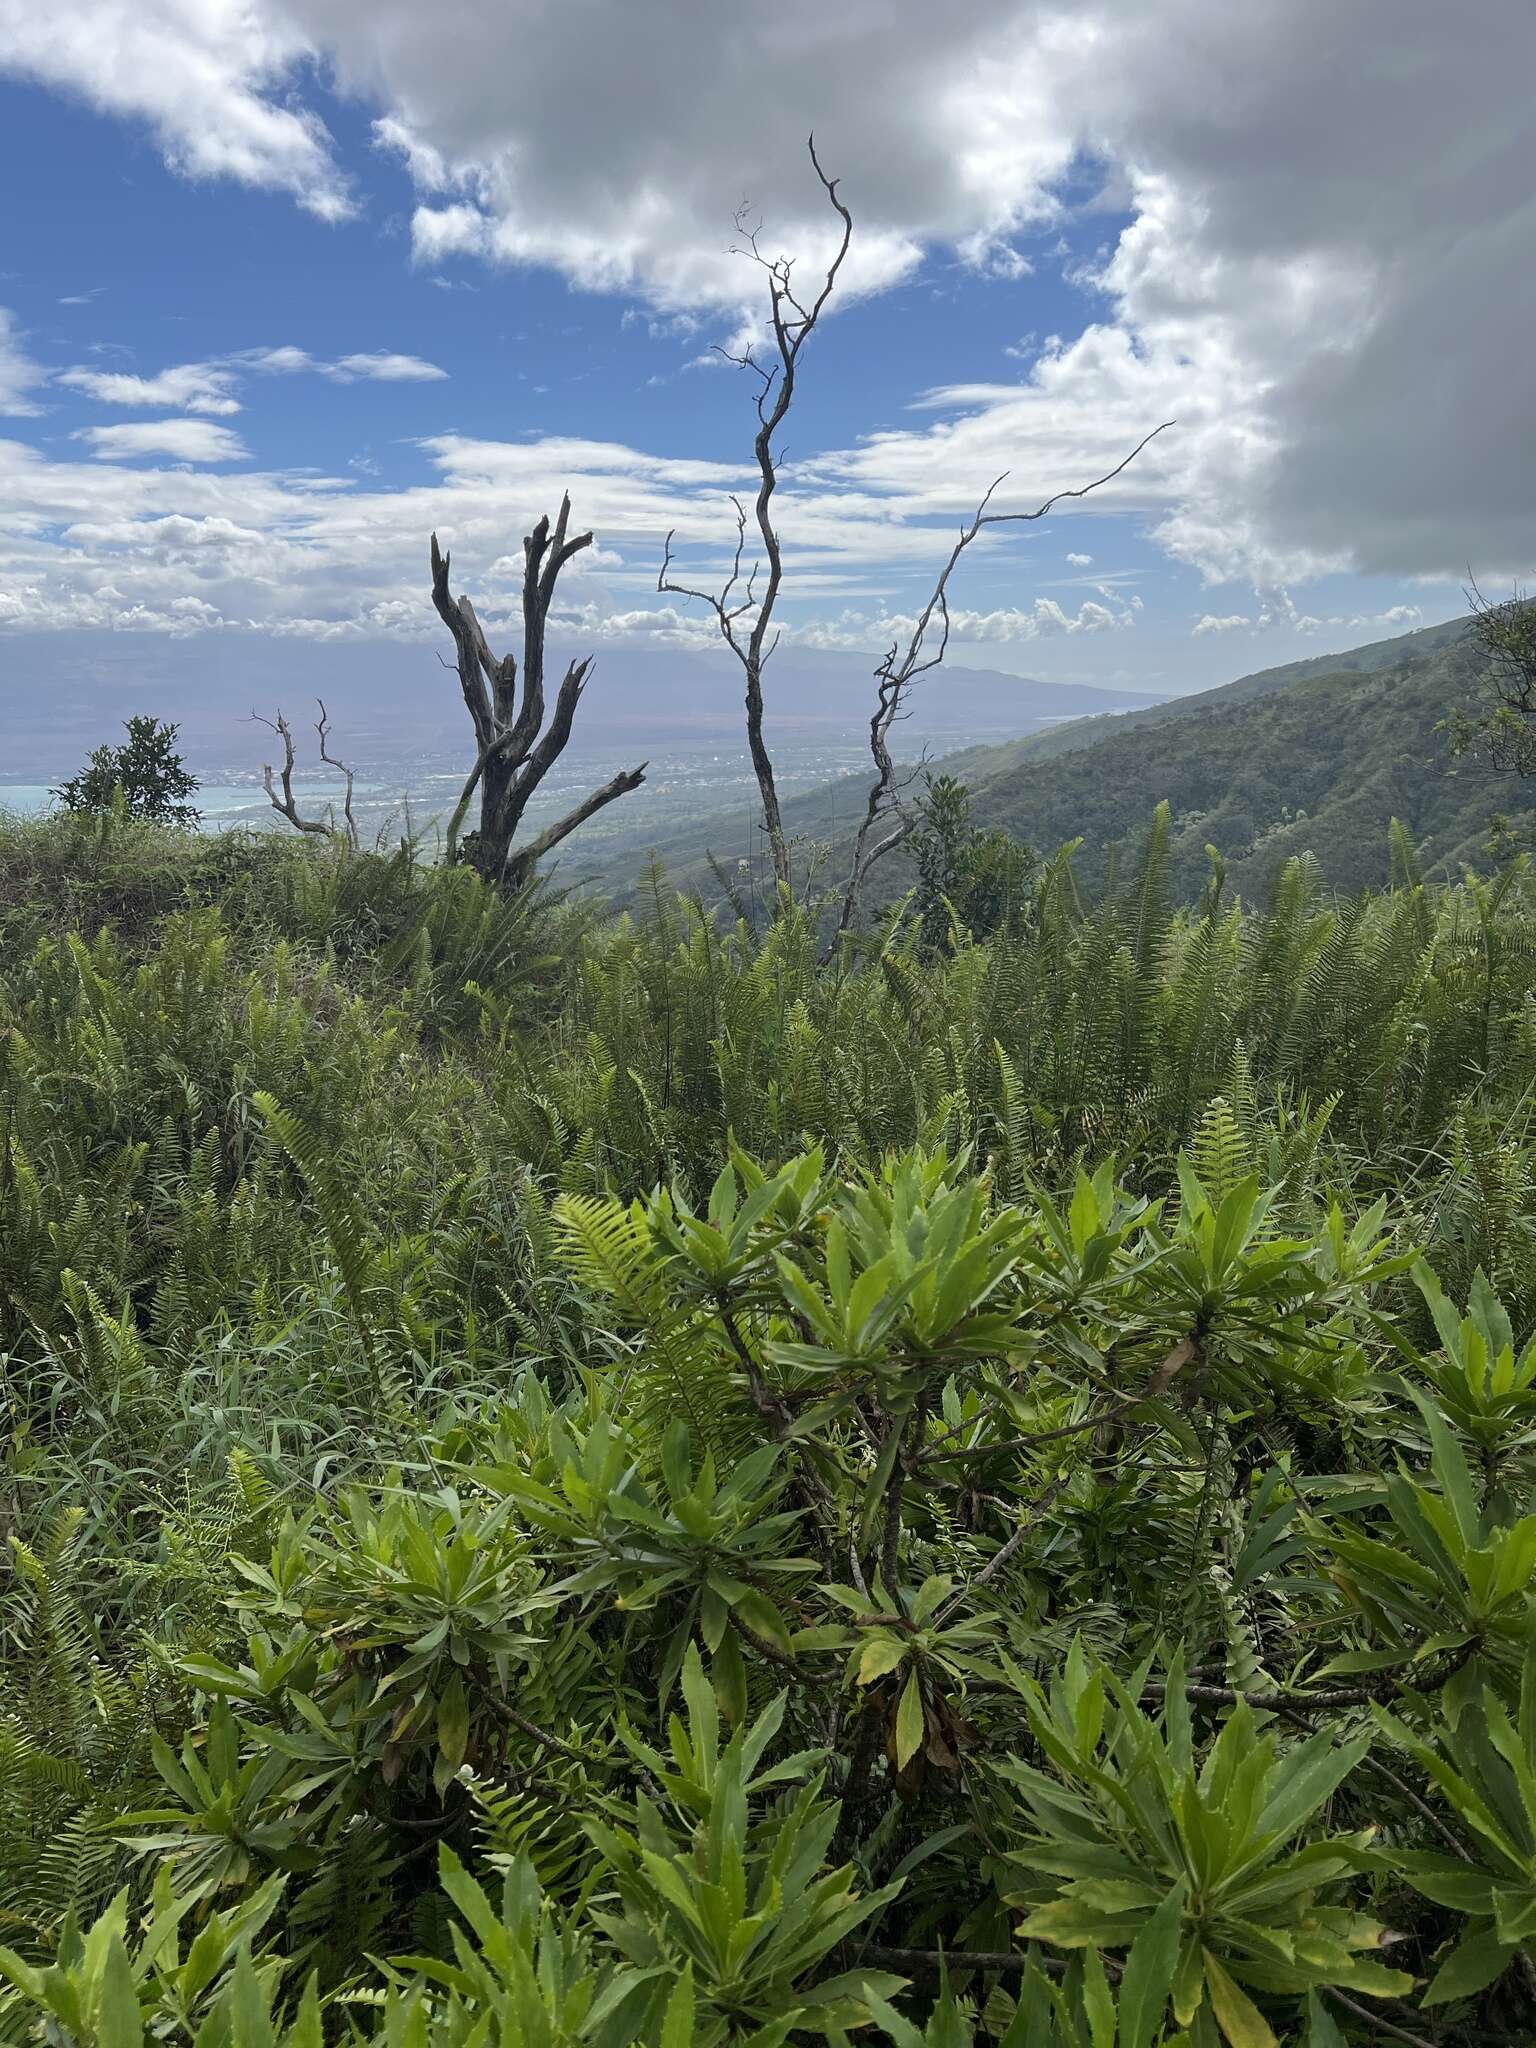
[
  {"x1": 503, "y1": 760, "x2": 649, "y2": 891},
  {"x1": 660, "y1": 139, "x2": 853, "y2": 892},
  {"x1": 823, "y1": 422, "x2": 1175, "y2": 955},
  {"x1": 313, "y1": 698, "x2": 358, "y2": 849},
  {"x1": 252, "y1": 701, "x2": 358, "y2": 846},
  {"x1": 667, "y1": 147, "x2": 1172, "y2": 933},
  {"x1": 430, "y1": 533, "x2": 494, "y2": 752}
]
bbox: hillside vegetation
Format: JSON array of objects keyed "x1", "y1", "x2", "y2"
[
  {"x1": 602, "y1": 615, "x2": 1527, "y2": 911},
  {"x1": 5, "y1": 805, "x2": 1536, "y2": 2043},
  {"x1": 961, "y1": 616, "x2": 1522, "y2": 900}
]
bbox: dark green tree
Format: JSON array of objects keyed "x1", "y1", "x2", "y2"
[
  {"x1": 910, "y1": 771, "x2": 1032, "y2": 951},
  {"x1": 53, "y1": 716, "x2": 201, "y2": 826},
  {"x1": 1447, "y1": 583, "x2": 1536, "y2": 776}
]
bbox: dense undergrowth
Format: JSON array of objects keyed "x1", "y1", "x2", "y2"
[{"x1": 4, "y1": 805, "x2": 1536, "y2": 2045}]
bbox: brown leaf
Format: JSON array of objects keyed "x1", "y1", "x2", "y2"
[{"x1": 1143, "y1": 1334, "x2": 1199, "y2": 1402}]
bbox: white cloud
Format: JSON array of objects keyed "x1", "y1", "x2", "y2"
[
  {"x1": 54, "y1": 349, "x2": 448, "y2": 425},
  {"x1": 58, "y1": 362, "x2": 243, "y2": 414},
  {"x1": 3, "y1": 0, "x2": 1531, "y2": 583},
  {"x1": 0, "y1": 0, "x2": 352, "y2": 219},
  {"x1": 1194, "y1": 597, "x2": 1425, "y2": 639},
  {"x1": 0, "y1": 308, "x2": 46, "y2": 414},
  {"x1": 76, "y1": 419, "x2": 250, "y2": 463},
  {"x1": 349, "y1": 0, "x2": 1536, "y2": 584},
  {"x1": 798, "y1": 594, "x2": 1135, "y2": 651},
  {"x1": 1296, "y1": 602, "x2": 1424, "y2": 636},
  {"x1": 236, "y1": 346, "x2": 447, "y2": 381},
  {"x1": 1066, "y1": 552, "x2": 1093, "y2": 567},
  {"x1": 330, "y1": 352, "x2": 447, "y2": 382},
  {"x1": 0, "y1": 413, "x2": 1114, "y2": 647},
  {"x1": 237, "y1": 346, "x2": 315, "y2": 375}
]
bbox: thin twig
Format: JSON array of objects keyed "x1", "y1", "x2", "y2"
[
  {"x1": 486, "y1": 1699, "x2": 591, "y2": 1764},
  {"x1": 932, "y1": 1473, "x2": 1070, "y2": 1630},
  {"x1": 864, "y1": 1944, "x2": 1086, "y2": 1981},
  {"x1": 1320, "y1": 1986, "x2": 1435, "y2": 2048},
  {"x1": 918, "y1": 1336, "x2": 1199, "y2": 1466}
]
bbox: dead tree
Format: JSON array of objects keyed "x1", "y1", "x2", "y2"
[
  {"x1": 661, "y1": 138, "x2": 1171, "y2": 941},
  {"x1": 432, "y1": 496, "x2": 647, "y2": 890},
  {"x1": 826, "y1": 431, "x2": 1173, "y2": 955},
  {"x1": 253, "y1": 699, "x2": 359, "y2": 847},
  {"x1": 659, "y1": 139, "x2": 852, "y2": 891}
]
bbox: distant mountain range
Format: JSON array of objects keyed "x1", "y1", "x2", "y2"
[
  {"x1": 0, "y1": 631, "x2": 1162, "y2": 781},
  {"x1": 595, "y1": 614, "x2": 1530, "y2": 905}
]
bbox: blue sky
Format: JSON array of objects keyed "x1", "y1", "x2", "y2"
[{"x1": 0, "y1": 0, "x2": 1528, "y2": 735}]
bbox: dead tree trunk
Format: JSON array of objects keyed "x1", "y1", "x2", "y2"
[
  {"x1": 826, "y1": 432, "x2": 1173, "y2": 957},
  {"x1": 659, "y1": 140, "x2": 851, "y2": 893},
  {"x1": 662, "y1": 138, "x2": 1172, "y2": 944},
  {"x1": 432, "y1": 495, "x2": 647, "y2": 890}
]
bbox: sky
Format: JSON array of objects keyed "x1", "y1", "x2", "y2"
[{"x1": 0, "y1": 0, "x2": 1533, "y2": 756}]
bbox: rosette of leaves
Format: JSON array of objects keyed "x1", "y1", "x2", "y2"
[
  {"x1": 768, "y1": 1147, "x2": 1034, "y2": 1407},
  {"x1": 1407, "y1": 1263, "x2": 1536, "y2": 1483},
  {"x1": 262, "y1": 1483, "x2": 551, "y2": 1794},
  {"x1": 1376, "y1": 1647, "x2": 1536, "y2": 2007},
  {"x1": 998, "y1": 1642, "x2": 1412, "y2": 2046},
  {"x1": 1316, "y1": 1388, "x2": 1536, "y2": 1691},
  {"x1": 820, "y1": 1572, "x2": 1002, "y2": 1794},
  {"x1": 0, "y1": 1865, "x2": 287, "y2": 2048},
  {"x1": 584, "y1": 1645, "x2": 905, "y2": 2042},
  {"x1": 483, "y1": 1403, "x2": 819, "y2": 1705}
]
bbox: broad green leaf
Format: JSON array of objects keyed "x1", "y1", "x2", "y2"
[
  {"x1": 1421, "y1": 1925, "x2": 1516, "y2": 2006},
  {"x1": 858, "y1": 1637, "x2": 909, "y2": 1687},
  {"x1": 895, "y1": 1670, "x2": 925, "y2": 1770},
  {"x1": 660, "y1": 1963, "x2": 695, "y2": 2048},
  {"x1": 1202, "y1": 1950, "x2": 1277, "y2": 2048},
  {"x1": 1119, "y1": 1885, "x2": 1185, "y2": 2048},
  {"x1": 436, "y1": 1669, "x2": 469, "y2": 1770}
]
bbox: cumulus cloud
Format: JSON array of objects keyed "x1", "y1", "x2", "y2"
[
  {"x1": 1066, "y1": 552, "x2": 1093, "y2": 567},
  {"x1": 54, "y1": 349, "x2": 448, "y2": 423},
  {"x1": 1194, "y1": 597, "x2": 1424, "y2": 639},
  {"x1": 3, "y1": 0, "x2": 1531, "y2": 581},
  {"x1": 0, "y1": 417, "x2": 1106, "y2": 646},
  {"x1": 1, "y1": 0, "x2": 1530, "y2": 644},
  {"x1": 75, "y1": 419, "x2": 251, "y2": 463},
  {"x1": 237, "y1": 346, "x2": 447, "y2": 381},
  {"x1": 0, "y1": 0, "x2": 352, "y2": 219},
  {"x1": 799, "y1": 593, "x2": 1135, "y2": 652},
  {"x1": 330, "y1": 352, "x2": 447, "y2": 381}
]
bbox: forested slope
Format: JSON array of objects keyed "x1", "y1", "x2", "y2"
[
  {"x1": 960, "y1": 615, "x2": 1522, "y2": 899},
  {"x1": 601, "y1": 613, "x2": 1524, "y2": 909}
]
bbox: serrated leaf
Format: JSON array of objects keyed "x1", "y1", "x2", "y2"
[
  {"x1": 858, "y1": 1637, "x2": 909, "y2": 1687},
  {"x1": 1203, "y1": 1950, "x2": 1276, "y2": 2048},
  {"x1": 660, "y1": 1962, "x2": 695, "y2": 2048}
]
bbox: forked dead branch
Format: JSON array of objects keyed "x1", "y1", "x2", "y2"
[{"x1": 253, "y1": 699, "x2": 360, "y2": 848}]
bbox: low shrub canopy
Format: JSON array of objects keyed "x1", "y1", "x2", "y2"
[{"x1": 4, "y1": 808, "x2": 1536, "y2": 2044}]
